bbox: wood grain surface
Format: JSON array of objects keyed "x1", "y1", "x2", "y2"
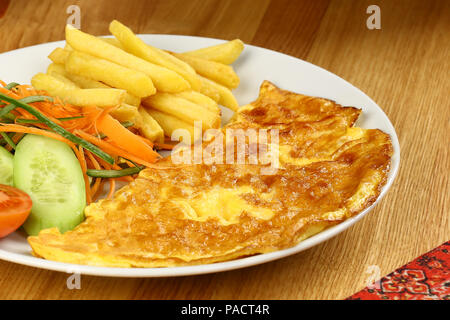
[{"x1": 0, "y1": 0, "x2": 448, "y2": 300}]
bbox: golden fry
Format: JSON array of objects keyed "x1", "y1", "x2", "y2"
[
  {"x1": 46, "y1": 63, "x2": 66, "y2": 76},
  {"x1": 65, "y1": 25, "x2": 190, "y2": 92},
  {"x1": 138, "y1": 107, "x2": 164, "y2": 143},
  {"x1": 46, "y1": 63, "x2": 78, "y2": 88},
  {"x1": 31, "y1": 73, "x2": 126, "y2": 107},
  {"x1": 144, "y1": 107, "x2": 199, "y2": 143},
  {"x1": 183, "y1": 39, "x2": 244, "y2": 64},
  {"x1": 48, "y1": 63, "x2": 140, "y2": 107},
  {"x1": 143, "y1": 93, "x2": 220, "y2": 130},
  {"x1": 198, "y1": 75, "x2": 239, "y2": 111},
  {"x1": 174, "y1": 91, "x2": 220, "y2": 114},
  {"x1": 65, "y1": 51, "x2": 155, "y2": 98},
  {"x1": 199, "y1": 79, "x2": 220, "y2": 102},
  {"x1": 99, "y1": 37, "x2": 125, "y2": 50},
  {"x1": 48, "y1": 48, "x2": 70, "y2": 64},
  {"x1": 109, "y1": 103, "x2": 140, "y2": 123},
  {"x1": 109, "y1": 20, "x2": 201, "y2": 90},
  {"x1": 171, "y1": 52, "x2": 240, "y2": 89}
]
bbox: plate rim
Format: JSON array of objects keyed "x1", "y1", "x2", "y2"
[{"x1": 0, "y1": 34, "x2": 400, "y2": 277}]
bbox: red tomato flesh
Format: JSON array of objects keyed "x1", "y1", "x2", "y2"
[{"x1": 0, "y1": 184, "x2": 32, "y2": 238}]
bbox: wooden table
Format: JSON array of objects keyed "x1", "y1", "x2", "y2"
[{"x1": 0, "y1": 0, "x2": 448, "y2": 300}]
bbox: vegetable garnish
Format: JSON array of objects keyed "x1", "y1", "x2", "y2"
[
  {"x1": 0, "y1": 95, "x2": 53, "y2": 119},
  {"x1": 0, "y1": 92, "x2": 114, "y2": 164},
  {"x1": 86, "y1": 166, "x2": 143, "y2": 178},
  {"x1": 0, "y1": 184, "x2": 32, "y2": 238},
  {"x1": 0, "y1": 132, "x2": 16, "y2": 150},
  {"x1": 0, "y1": 146, "x2": 14, "y2": 185},
  {"x1": 14, "y1": 135, "x2": 86, "y2": 235},
  {"x1": 3, "y1": 82, "x2": 20, "y2": 90},
  {"x1": 0, "y1": 82, "x2": 162, "y2": 202},
  {"x1": 74, "y1": 129, "x2": 159, "y2": 168},
  {"x1": 96, "y1": 114, "x2": 156, "y2": 162},
  {"x1": 15, "y1": 115, "x2": 83, "y2": 124}
]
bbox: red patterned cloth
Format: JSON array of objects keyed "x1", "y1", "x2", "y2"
[{"x1": 347, "y1": 241, "x2": 450, "y2": 300}]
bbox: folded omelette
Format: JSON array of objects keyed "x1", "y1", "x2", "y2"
[{"x1": 28, "y1": 81, "x2": 393, "y2": 267}]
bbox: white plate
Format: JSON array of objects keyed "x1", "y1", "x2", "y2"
[{"x1": 0, "y1": 35, "x2": 400, "y2": 277}]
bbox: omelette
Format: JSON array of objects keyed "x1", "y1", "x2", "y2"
[{"x1": 28, "y1": 81, "x2": 393, "y2": 267}]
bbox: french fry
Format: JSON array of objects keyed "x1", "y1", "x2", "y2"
[
  {"x1": 109, "y1": 103, "x2": 140, "y2": 123},
  {"x1": 65, "y1": 51, "x2": 155, "y2": 98},
  {"x1": 65, "y1": 25, "x2": 190, "y2": 92},
  {"x1": 199, "y1": 79, "x2": 220, "y2": 102},
  {"x1": 144, "y1": 107, "x2": 199, "y2": 143},
  {"x1": 171, "y1": 52, "x2": 240, "y2": 89},
  {"x1": 48, "y1": 48, "x2": 70, "y2": 64},
  {"x1": 48, "y1": 63, "x2": 141, "y2": 107},
  {"x1": 109, "y1": 20, "x2": 201, "y2": 91},
  {"x1": 100, "y1": 37, "x2": 125, "y2": 50},
  {"x1": 174, "y1": 91, "x2": 220, "y2": 114},
  {"x1": 67, "y1": 72, "x2": 109, "y2": 89},
  {"x1": 142, "y1": 93, "x2": 220, "y2": 130},
  {"x1": 46, "y1": 63, "x2": 79, "y2": 88},
  {"x1": 123, "y1": 94, "x2": 141, "y2": 108},
  {"x1": 198, "y1": 75, "x2": 239, "y2": 111},
  {"x1": 46, "y1": 63, "x2": 67, "y2": 76},
  {"x1": 31, "y1": 73, "x2": 126, "y2": 107},
  {"x1": 183, "y1": 39, "x2": 244, "y2": 65},
  {"x1": 138, "y1": 107, "x2": 164, "y2": 143},
  {"x1": 111, "y1": 104, "x2": 164, "y2": 143}
]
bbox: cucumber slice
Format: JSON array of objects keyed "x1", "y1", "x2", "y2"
[
  {"x1": 0, "y1": 146, "x2": 14, "y2": 186},
  {"x1": 13, "y1": 134, "x2": 86, "y2": 235}
]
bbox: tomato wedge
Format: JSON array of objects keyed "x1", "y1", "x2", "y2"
[{"x1": 0, "y1": 184, "x2": 32, "y2": 238}]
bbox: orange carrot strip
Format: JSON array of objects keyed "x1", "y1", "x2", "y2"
[
  {"x1": 94, "y1": 154, "x2": 114, "y2": 170},
  {"x1": 0, "y1": 87, "x2": 21, "y2": 99},
  {"x1": 92, "y1": 178, "x2": 106, "y2": 202},
  {"x1": 75, "y1": 130, "x2": 157, "y2": 168},
  {"x1": 107, "y1": 178, "x2": 116, "y2": 199},
  {"x1": 136, "y1": 135, "x2": 155, "y2": 147},
  {"x1": 115, "y1": 176, "x2": 133, "y2": 182},
  {"x1": 86, "y1": 151, "x2": 102, "y2": 196},
  {"x1": 96, "y1": 114, "x2": 158, "y2": 162},
  {"x1": 0, "y1": 124, "x2": 74, "y2": 145},
  {"x1": 153, "y1": 142, "x2": 175, "y2": 150}
]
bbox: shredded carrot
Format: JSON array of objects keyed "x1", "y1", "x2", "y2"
[
  {"x1": 85, "y1": 151, "x2": 103, "y2": 196},
  {"x1": 96, "y1": 114, "x2": 158, "y2": 162},
  {"x1": 0, "y1": 87, "x2": 21, "y2": 99},
  {"x1": 107, "y1": 178, "x2": 116, "y2": 199},
  {"x1": 0, "y1": 123, "x2": 75, "y2": 147},
  {"x1": 136, "y1": 135, "x2": 155, "y2": 147},
  {"x1": 75, "y1": 130, "x2": 158, "y2": 168},
  {"x1": 92, "y1": 179, "x2": 107, "y2": 202},
  {"x1": 115, "y1": 177, "x2": 133, "y2": 182},
  {"x1": 153, "y1": 141, "x2": 176, "y2": 150}
]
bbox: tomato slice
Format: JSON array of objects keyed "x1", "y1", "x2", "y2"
[{"x1": 0, "y1": 184, "x2": 32, "y2": 238}]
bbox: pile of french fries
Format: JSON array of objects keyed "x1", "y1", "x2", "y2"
[{"x1": 31, "y1": 20, "x2": 244, "y2": 144}]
